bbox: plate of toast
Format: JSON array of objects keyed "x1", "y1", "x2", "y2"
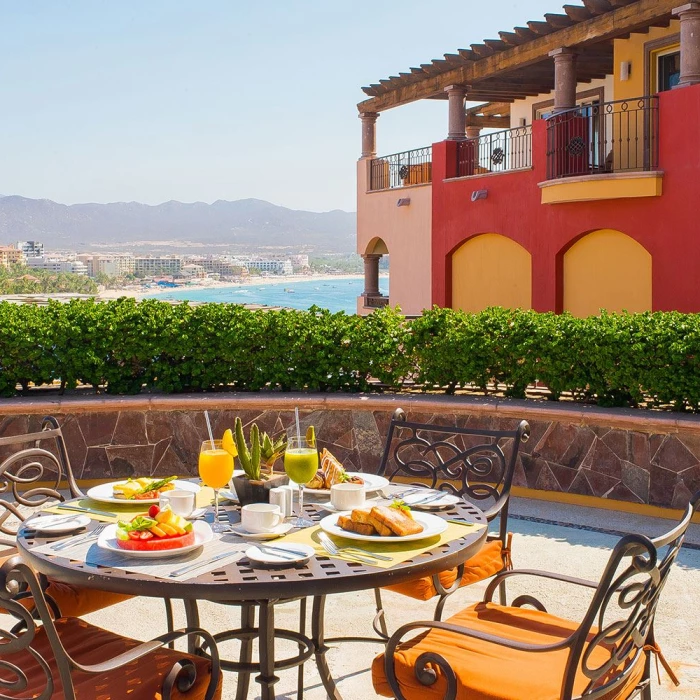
[
  {"x1": 319, "y1": 505, "x2": 447, "y2": 543},
  {"x1": 303, "y1": 449, "x2": 389, "y2": 494}
]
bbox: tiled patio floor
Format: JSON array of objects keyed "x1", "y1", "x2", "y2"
[{"x1": 77, "y1": 497, "x2": 700, "y2": 699}]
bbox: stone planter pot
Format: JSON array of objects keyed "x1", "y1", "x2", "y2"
[{"x1": 232, "y1": 472, "x2": 289, "y2": 506}]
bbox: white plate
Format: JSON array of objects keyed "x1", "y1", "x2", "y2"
[
  {"x1": 227, "y1": 522, "x2": 294, "y2": 540},
  {"x1": 319, "y1": 510, "x2": 448, "y2": 543},
  {"x1": 97, "y1": 520, "x2": 213, "y2": 559},
  {"x1": 86, "y1": 479, "x2": 200, "y2": 505},
  {"x1": 245, "y1": 543, "x2": 315, "y2": 565},
  {"x1": 26, "y1": 513, "x2": 91, "y2": 534},
  {"x1": 185, "y1": 507, "x2": 208, "y2": 520},
  {"x1": 302, "y1": 473, "x2": 389, "y2": 496},
  {"x1": 401, "y1": 491, "x2": 462, "y2": 510}
]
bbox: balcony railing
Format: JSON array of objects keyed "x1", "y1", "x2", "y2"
[
  {"x1": 456, "y1": 125, "x2": 532, "y2": 178},
  {"x1": 363, "y1": 294, "x2": 389, "y2": 308},
  {"x1": 369, "y1": 146, "x2": 432, "y2": 191},
  {"x1": 545, "y1": 96, "x2": 659, "y2": 180}
]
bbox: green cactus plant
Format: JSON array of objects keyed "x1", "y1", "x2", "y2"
[{"x1": 233, "y1": 417, "x2": 287, "y2": 480}]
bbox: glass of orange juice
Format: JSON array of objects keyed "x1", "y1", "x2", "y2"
[{"x1": 199, "y1": 440, "x2": 234, "y2": 532}]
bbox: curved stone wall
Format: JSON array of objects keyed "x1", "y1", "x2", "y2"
[{"x1": 1, "y1": 394, "x2": 698, "y2": 510}]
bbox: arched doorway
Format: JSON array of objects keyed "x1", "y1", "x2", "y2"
[
  {"x1": 451, "y1": 234, "x2": 532, "y2": 312},
  {"x1": 362, "y1": 237, "x2": 389, "y2": 310},
  {"x1": 562, "y1": 229, "x2": 651, "y2": 316}
]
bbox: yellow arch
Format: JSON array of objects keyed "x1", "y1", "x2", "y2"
[
  {"x1": 563, "y1": 229, "x2": 651, "y2": 317},
  {"x1": 451, "y1": 234, "x2": 532, "y2": 312},
  {"x1": 364, "y1": 237, "x2": 389, "y2": 255}
]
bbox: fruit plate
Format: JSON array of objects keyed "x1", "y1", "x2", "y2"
[
  {"x1": 86, "y1": 480, "x2": 200, "y2": 505},
  {"x1": 318, "y1": 511, "x2": 447, "y2": 543},
  {"x1": 97, "y1": 521, "x2": 213, "y2": 559},
  {"x1": 302, "y1": 473, "x2": 389, "y2": 496}
]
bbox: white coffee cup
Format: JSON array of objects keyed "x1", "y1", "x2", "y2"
[
  {"x1": 159, "y1": 489, "x2": 196, "y2": 517},
  {"x1": 330, "y1": 483, "x2": 365, "y2": 511},
  {"x1": 241, "y1": 503, "x2": 284, "y2": 534}
]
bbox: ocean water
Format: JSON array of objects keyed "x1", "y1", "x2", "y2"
[{"x1": 144, "y1": 276, "x2": 389, "y2": 314}]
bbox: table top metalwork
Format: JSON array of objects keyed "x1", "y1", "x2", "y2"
[{"x1": 17, "y1": 500, "x2": 488, "y2": 602}]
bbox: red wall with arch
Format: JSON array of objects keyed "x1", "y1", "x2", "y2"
[{"x1": 431, "y1": 83, "x2": 700, "y2": 313}]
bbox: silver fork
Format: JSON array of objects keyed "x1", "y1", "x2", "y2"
[
  {"x1": 318, "y1": 532, "x2": 392, "y2": 563},
  {"x1": 51, "y1": 524, "x2": 107, "y2": 551},
  {"x1": 381, "y1": 486, "x2": 423, "y2": 500}
]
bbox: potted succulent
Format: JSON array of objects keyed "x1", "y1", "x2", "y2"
[{"x1": 231, "y1": 417, "x2": 289, "y2": 505}]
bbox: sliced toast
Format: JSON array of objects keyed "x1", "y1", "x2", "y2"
[
  {"x1": 338, "y1": 514, "x2": 376, "y2": 536},
  {"x1": 370, "y1": 505, "x2": 424, "y2": 537}
]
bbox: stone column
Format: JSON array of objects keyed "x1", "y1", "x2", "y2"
[
  {"x1": 550, "y1": 48, "x2": 578, "y2": 111},
  {"x1": 674, "y1": 3, "x2": 700, "y2": 87},
  {"x1": 362, "y1": 254, "x2": 381, "y2": 297},
  {"x1": 360, "y1": 112, "x2": 379, "y2": 158},
  {"x1": 445, "y1": 85, "x2": 468, "y2": 140},
  {"x1": 465, "y1": 126, "x2": 482, "y2": 139}
]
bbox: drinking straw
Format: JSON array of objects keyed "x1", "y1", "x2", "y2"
[
  {"x1": 295, "y1": 407, "x2": 301, "y2": 445},
  {"x1": 204, "y1": 410, "x2": 215, "y2": 450}
]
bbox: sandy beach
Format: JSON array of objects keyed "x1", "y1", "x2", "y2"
[{"x1": 96, "y1": 273, "x2": 377, "y2": 301}]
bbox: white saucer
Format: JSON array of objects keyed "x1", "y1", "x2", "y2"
[
  {"x1": 185, "y1": 507, "x2": 208, "y2": 520},
  {"x1": 27, "y1": 514, "x2": 91, "y2": 534},
  {"x1": 245, "y1": 543, "x2": 315, "y2": 565},
  {"x1": 227, "y1": 522, "x2": 294, "y2": 540}
]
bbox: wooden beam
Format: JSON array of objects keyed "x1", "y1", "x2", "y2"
[
  {"x1": 357, "y1": 0, "x2": 676, "y2": 113},
  {"x1": 465, "y1": 115, "x2": 511, "y2": 128}
]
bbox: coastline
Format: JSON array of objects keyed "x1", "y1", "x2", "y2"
[{"x1": 97, "y1": 273, "x2": 379, "y2": 301}]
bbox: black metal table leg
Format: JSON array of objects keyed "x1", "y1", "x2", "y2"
[
  {"x1": 256, "y1": 599, "x2": 280, "y2": 699},
  {"x1": 183, "y1": 598, "x2": 201, "y2": 655},
  {"x1": 235, "y1": 604, "x2": 256, "y2": 700},
  {"x1": 298, "y1": 598, "x2": 307, "y2": 699},
  {"x1": 312, "y1": 595, "x2": 343, "y2": 700}
]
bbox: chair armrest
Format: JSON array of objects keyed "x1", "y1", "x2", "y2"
[
  {"x1": 70, "y1": 627, "x2": 221, "y2": 700},
  {"x1": 484, "y1": 568, "x2": 599, "y2": 604}
]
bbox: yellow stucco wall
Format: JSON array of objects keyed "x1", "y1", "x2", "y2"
[
  {"x1": 356, "y1": 160, "x2": 432, "y2": 316},
  {"x1": 614, "y1": 23, "x2": 679, "y2": 100},
  {"x1": 563, "y1": 229, "x2": 652, "y2": 317},
  {"x1": 451, "y1": 234, "x2": 532, "y2": 312},
  {"x1": 540, "y1": 173, "x2": 663, "y2": 204}
]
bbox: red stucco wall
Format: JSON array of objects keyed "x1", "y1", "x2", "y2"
[{"x1": 431, "y1": 84, "x2": 700, "y2": 312}]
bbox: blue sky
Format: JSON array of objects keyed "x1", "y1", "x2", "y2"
[{"x1": 1, "y1": 0, "x2": 560, "y2": 211}]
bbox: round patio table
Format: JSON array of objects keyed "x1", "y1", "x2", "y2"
[{"x1": 17, "y1": 499, "x2": 487, "y2": 700}]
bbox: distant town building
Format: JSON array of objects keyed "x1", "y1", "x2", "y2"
[
  {"x1": 15, "y1": 241, "x2": 44, "y2": 258},
  {"x1": 0, "y1": 246, "x2": 24, "y2": 268},
  {"x1": 290, "y1": 254, "x2": 310, "y2": 268},
  {"x1": 182, "y1": 255, "x2": 244, "y2": 278},
  {"x1": 180, "y1": 264, "x2": 207, "y2": 279},
  {"x1": 26, "y1": 256, "x2": 88, "y2": 275},
  {"x1": 133, "y1": 256, "x2": 182, "y2": 277},
  {"x1": 247, "y1": 259, "x2": 293, "y2": 275},
  {"x1": 78, "y1": 254, "x2": 135, "y2": 278}
]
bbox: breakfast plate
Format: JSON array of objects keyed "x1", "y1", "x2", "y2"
[
  {"x1": 97, "y1": 521, "x2": 213, "y2": 559},
  {"x1": 86, "y1": 480, "x2": 200, "y2": 505},
  {"x1": 26, "y1": 513, "x2": 91, "y2": 535},
  {"x1": 301, "y1": 473, "x2": 389, "y2": 496},
  {"x1": 319, "y1": 511, "x2": 447, "y2": 543}
]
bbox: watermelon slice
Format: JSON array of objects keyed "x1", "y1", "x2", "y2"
[{"x1": 116, "y1": 530, "x2": 195, "y2": 551}]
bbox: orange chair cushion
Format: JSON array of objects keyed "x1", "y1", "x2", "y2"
[
  {"x1": 0, "y1": 548, "x2": 130, "y2": 617},
  {"x1": 384, "y1": 540, "x2": 505, "y2": 601},
  {"x1": 372, "y1": 602, "x2": 645, "y2": 700},
  {"x1": 0, "y1": 616, "x2": 222, "y2": 700}
]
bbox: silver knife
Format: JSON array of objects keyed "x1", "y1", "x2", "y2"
[
  {"x1": 169, "y1": 551, "x2": 238, "y2": 578},
  {"x1": 56, "y1": 504, "x2": 118, "y2": 518},
  {"x1": 410, "y1": 491, "x2": 447, "y2": 505},
  {"x1": 257, "y1": 544, "x2": 310, "y2": 559}
]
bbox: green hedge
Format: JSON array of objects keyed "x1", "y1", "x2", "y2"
[{"x1": 1, "y1": 300, "x2": 700, "y2": 411}]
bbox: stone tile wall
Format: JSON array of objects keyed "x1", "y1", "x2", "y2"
[{"x1": 1, "y1": 394, "x2": 699, "y2": 510}]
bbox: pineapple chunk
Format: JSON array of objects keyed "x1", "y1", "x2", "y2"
[
  {"x1": 150, "y1": 525, "x2": 167, "y2": 538},
  {"x1": 159, "y1": 522, "x2": 178, "y2": 536},
  {"x1": 155, "y1": 509, "x2": 175, "y2": 525}
]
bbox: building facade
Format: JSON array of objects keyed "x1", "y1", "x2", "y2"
[
  {"x1": 133, "y1": 256, "x2": 182, "y2": 277},
  {"x1": 247, "y1": 259, "x2": 293, "y2": 275},
  {"x1": 0, "y1": 246, "x2": 24, "y2": 268},
  {"x1": 26, "y1": 256, "x2": 88, "y2": 275},
  {"x1": 15, "y1": 241, "x2": 44, "y2": 258},
  {"x1": 356, "y1": 1, "x2": 700, "y2": 317}
]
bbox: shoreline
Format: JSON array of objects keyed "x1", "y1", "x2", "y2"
[{"x1": 97, "y1": 273, "x2": 384, "y2": 301}]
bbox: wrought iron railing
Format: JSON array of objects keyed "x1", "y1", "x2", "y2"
[
  {"x1": 456, "y1": 125, "x2": 532, "y2": 177},
  {"x1": 369, "y1": 146, "x2": 432, "y2": 191},
  {"x1": 545, "y1": 96, "x2": 659, "y2": 180}
]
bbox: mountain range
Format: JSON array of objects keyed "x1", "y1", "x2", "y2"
[{"x1": 0, "y1": 196, "x2": 357, "y2": 254}]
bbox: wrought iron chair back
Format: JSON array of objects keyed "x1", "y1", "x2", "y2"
[
  {"x1": 562, "y1": 492, "x2": 699, "y2": 699},
  {"x1": 0, "y1": 416, "x2": 83, "y2": 538},
  {"x1": 376, "y1": 408, "x2": 530, "y2": 538}
]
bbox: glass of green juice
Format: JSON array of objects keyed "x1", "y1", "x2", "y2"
[{"x1": 284, "y1": 436, "x2": 319, "y2": 527}]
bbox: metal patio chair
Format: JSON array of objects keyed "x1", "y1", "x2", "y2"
[
  {"x1": 372, "y1": 408, "x2": 530, "y2": 635},
  {"x1": 372, "y1": 491, "x2": 699, "y2": 700},
  {"x1": 0, "y1": 416, "x2": 133, "y2": 619},
  {"x1": 0, "y1": 555, "x2": 222, "y2": 700}
]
